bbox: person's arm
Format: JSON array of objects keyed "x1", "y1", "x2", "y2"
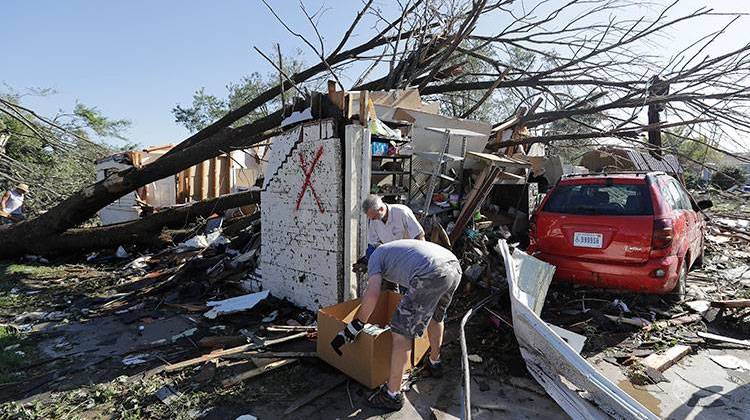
[
  {"x1": 355, "y1": 274, "x2": 382, "y2": 323},
  {"x1": 0, "y1": 192, "x2": 9, "y2": 210},
  {"x1": 331, "y1": 254, "x2": 384, "y2": 355},
  {"x1": 403, "y1": 207, "x2": 425, "y2": 240}
]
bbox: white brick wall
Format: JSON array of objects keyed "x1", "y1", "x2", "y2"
[{"x1": 261, "y1": 120, "x2": 343, "y2": 310}]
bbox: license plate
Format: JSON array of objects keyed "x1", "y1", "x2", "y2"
[{"x1": 573, "y1": 232, "x2": 603, "y2": 248}]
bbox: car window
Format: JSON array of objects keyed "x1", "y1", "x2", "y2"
[
  {"x1": 666, "y1": 179, "x2": 690, "y2": 210},
  {"x1": 674, "y1": 180, "x2": 694, "y2": 211},
  {"x1": 544, "y1": 183, "x2": 653, "y2": 215},
  {"x1": 656, "y1": 177, "x2": 677, "y2": 210}
]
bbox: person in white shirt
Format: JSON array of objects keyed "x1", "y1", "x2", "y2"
[
  {"x1": 1, "y1": 183, "x2": 29, "y2": 224},
  {"x1": 363, "y1": 194, "x2": 424, "y2": 254}
]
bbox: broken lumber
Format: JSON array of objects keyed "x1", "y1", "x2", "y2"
[
  {"x1": 641, "y1": 345, "x2": 691, "y2": 372},
  {"x1": 231, "y1": 351, "x2": 317, "y2": 359},
  {"x1": 710, "y1": 299, "x2": 750, "y2": 308},
  {"x1": 603, "y1": 314, "x2": 651, "y2": 328},
  {"x1": 220, "y1": 358, "x2": 298, "y2": 388},
  {"x1": 697, "y1": 332, "x2": 750, "y2": 348},
  {"x1": 164, "y1": 331, "x2": 308, "y2": 372},
  {"x1": 648, "y1": 313, "x2": 702, "y2": 331},
  {"x1": 265, "y1": 325, "x2": 317, "y2": 332}
]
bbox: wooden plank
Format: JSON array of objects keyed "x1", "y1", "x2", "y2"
[
  {"x1": 220, "y1": 358, "x2": 297, "y2": 388},
  {"x1": 164, "y1": 332, "x2": 308, "y2": 372},
  {"x1": 710, "y1": 299, "x2": 750, "y2": 308},
  {"x1": 220, "y1": 154, "x2": 231, "y2": 195},
  {"x1": 195, "y1": 160, "x2": 209, "y2": 200},
  {"x1": 603, "y1": 314, "x2": 651, "y2": 328},
  {"x1": 697, "y1": 332, "x2": 750, "y2": 348},
  {"x1": 230, "y1": 351, "x2": 317, "y2": 359},
  {"x1": 359, "y1": 90, "x2": 369, "y2": 125},
  {"x1": 266, "y1": 325, "x2": 317, "y2": 332},
  {"x1": 187, "y1": 166, "x2": 196, "y2": 202},
  {"x1": 641, "y1": 345, "x2": 691, "y2": 372},
  {"x1": 208, "y1": 158, "x2": 218, "y2": 198}
]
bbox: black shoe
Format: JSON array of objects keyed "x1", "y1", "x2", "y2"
[
  {"x1": 425, "y1": 357, "x2": 443, "y2": 378},
  {"x1": 367, "y1": 385, "x2": 404, "y2": 412}
]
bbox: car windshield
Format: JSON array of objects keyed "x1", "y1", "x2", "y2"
[{"x1": 544, "y1": 183, "x2": 653, "y2": 216}]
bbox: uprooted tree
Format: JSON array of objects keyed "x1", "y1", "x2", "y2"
[{"x1": 2, "y1": 0, "x2": 750, "y2": 257}]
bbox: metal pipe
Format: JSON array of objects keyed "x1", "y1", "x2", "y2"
[{"x1": 459, "y1": 295, "x2": 494, "y2": 420}]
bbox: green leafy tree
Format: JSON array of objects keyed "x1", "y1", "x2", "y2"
[
  {"x1": 0, "y1": 91, "x2": 130, "y2": 215},
  {"x1": 662, "y1": 130, "x2": 722, "y2": 165}
]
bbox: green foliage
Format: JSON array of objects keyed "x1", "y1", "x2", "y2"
[
  {"x1": 712, "y1": 166, "x2": 747, "y2": 190},
  {"x1": 0, "y1": 326, "x2": 36, "y2": 385},
  {"x1": 1, "y1": 92, "x2": 131, "y2": 215},
  {"x1": 663, "y1": 130, "x2": 722, "y2": 165},
  {"x1": 73, "y1": 104, "x2": 131, "y2": 140},
  {"x1": 173, "y1": 50, "x2": 305, "y2": 133}
]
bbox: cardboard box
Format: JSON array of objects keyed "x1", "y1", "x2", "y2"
[{"x1": 317, "y1": 291, "x2": 430, "y2": 389}]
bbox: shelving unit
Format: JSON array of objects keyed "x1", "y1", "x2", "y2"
[{"x1": 370, "y1": 154, "x2": 413, "y2": 203}]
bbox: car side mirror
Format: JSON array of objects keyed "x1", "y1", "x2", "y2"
[{"x1": 697, "y1": 199, "x2": 713, "y2": 210}]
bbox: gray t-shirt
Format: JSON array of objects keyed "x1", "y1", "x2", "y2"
[{"x1": 367, "y1": 239, "x2": 459, "y2": 287}]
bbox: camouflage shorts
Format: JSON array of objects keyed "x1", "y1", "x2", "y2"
[{"x1": 390, "y1": 261, "x2": 462, "y2": 338}]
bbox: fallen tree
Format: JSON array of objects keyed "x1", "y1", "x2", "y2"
[{"x1": 17, "y1": 189, "x2": 260, "y2": 256}]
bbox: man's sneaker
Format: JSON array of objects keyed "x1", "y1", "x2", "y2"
[
  {"x1": 367, "y1": 385, "x2": 404, "y2": 412},
  {"x1": 425, "y1": 357, "x2": 443, "y2": 378}
]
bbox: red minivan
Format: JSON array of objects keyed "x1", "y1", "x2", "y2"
[{"x1": 528, "y1": 172, "x2": 711, "y2": 297}]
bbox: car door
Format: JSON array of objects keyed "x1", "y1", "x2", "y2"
[
  {"x1": 667, "y1": 178, "x2": 695, "y2": 263},
  {"x1": 677, "y1": 181, "x2": 704, "y2": 264}
]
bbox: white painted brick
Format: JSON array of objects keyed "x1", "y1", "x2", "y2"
[{"x1": 261, "y1": 127, "x2": 344, "y2": 311}]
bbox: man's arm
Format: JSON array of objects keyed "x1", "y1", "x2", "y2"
[
  {"x1": 355, "y1": 274, "x2": 382, "y2": 323},
  {"x1": 403, "y1": 207, "x2": 425, "y2": 240},
  {"x1": 0, "y1": 192, "x2": 9, "y2": 210}
]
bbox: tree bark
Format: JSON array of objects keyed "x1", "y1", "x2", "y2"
[
  {"x1": 9, "y1": 190, "x2": 260, "y2": 257},
  {"x1": 0, "y1": 110, "x2": 281, "y2": 258}
]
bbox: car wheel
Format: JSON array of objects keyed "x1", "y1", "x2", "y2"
[{"x1": 670, "y1": 259, "x2": 688, "y2": 302}]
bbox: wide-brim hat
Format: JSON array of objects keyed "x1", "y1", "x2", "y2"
[{"x1": 16, "y1": 183, "x2": 29, "y2": 193}]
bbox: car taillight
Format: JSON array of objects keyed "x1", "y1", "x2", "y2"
[{"x1": 652, "y1": 218, "x2": 673, "y2": 249}]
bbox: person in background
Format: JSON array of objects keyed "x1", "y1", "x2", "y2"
[
  {"x1": 331, "y1": 239, "x2": 462, "y2": 411},
  {"x1": 1, "y1": 183, "x2": 29, "y2": 224},
  {"x1": 353, "y1": 195, "x2": 425, "y2": 273}
]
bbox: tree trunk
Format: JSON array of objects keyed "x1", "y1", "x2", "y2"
[
  {"x1": 0, "y1": 111, "x2": 281, "y2": 258},
  {"x1": 9, "y1": 190, "x2": 260, "y2": 257}
]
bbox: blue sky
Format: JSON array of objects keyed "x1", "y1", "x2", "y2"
[
  {"x1": 1, "y1": 1, "x2": 365, "y2": 147},
  {"x1": 2, "y1": 1, "x2": 748, "y2": 148}
]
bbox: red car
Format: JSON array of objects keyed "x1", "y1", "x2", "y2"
[{"x1": 528, "y1": 172, "x2": 711, "y2": 297}]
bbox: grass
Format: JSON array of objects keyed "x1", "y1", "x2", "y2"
[{"x1": 0, "y1": 326, "x2": 36, "y2": 385}]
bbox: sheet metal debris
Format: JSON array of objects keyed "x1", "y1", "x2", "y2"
[
  {"x1": 203, "y1": 290, "x2": 270, "y2": 319},
  {"x1": 498, "y1": 240, "x2": 658, "y2": 420}
]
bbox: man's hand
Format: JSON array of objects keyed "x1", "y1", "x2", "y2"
[{"x1": 331, "y1": 318, "x2": 365, "y2": 356}]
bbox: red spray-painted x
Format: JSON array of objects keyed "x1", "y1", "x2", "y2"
[{"x1": 295, "y1": 145, "x2": 326, "y2": 213}]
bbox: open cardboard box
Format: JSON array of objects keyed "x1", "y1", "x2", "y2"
[{"x1": 317, "y1": 290, "x2": 430, "y2": 389}]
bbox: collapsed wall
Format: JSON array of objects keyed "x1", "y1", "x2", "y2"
[{"x1": 260, "y1": 119, "x2": 344, "y2": 310}]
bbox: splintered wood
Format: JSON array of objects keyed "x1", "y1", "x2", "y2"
[{"x1": 641, "y1": 345, "x2": 691, "y2": 372}]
